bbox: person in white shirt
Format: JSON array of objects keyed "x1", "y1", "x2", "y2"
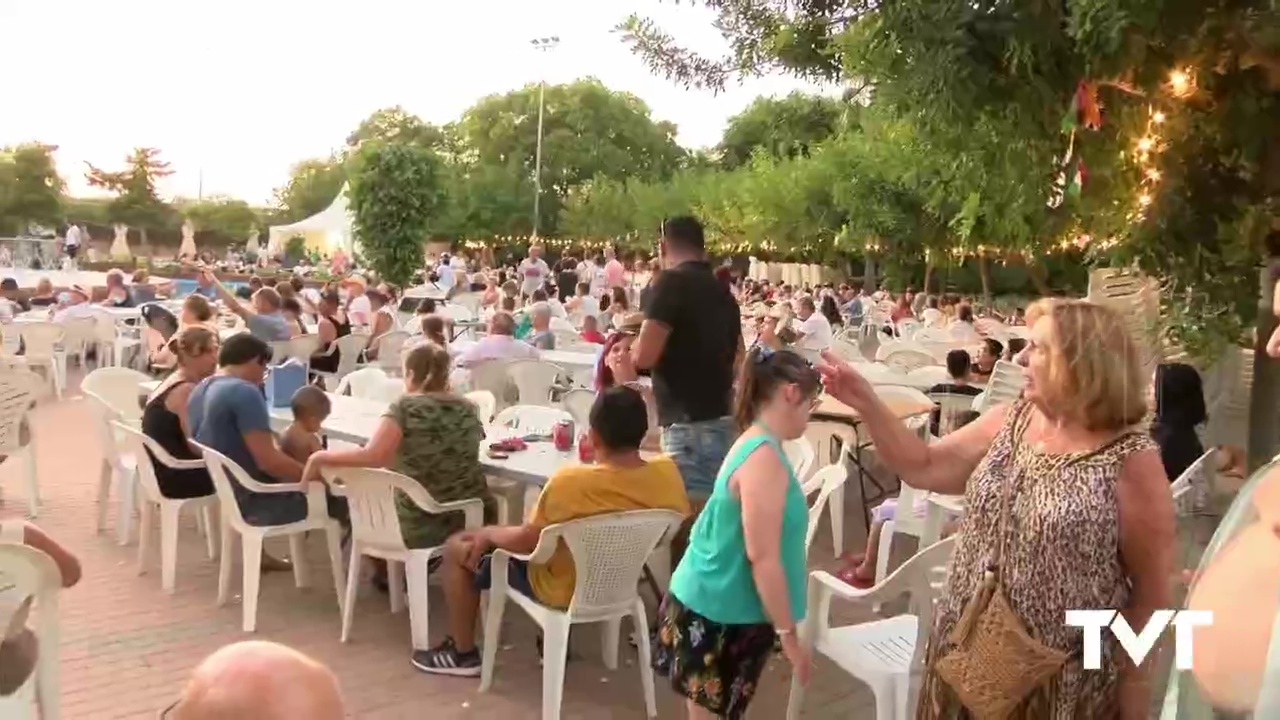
[
  {"x1": 342, "y1": 275, "x2": 373, "y2": 327},
  {"x1": 792, "y1": 296, "x2": 833, "y2": 351},
  {"x1": 455, "y1": 311, "x2": 539, "y2": 368},
  {"x1": 587, "y1": 255, "x2": 608, "y2": 297},
  {"x1": 518, "y1": 247, "x2": 551, "y2": 299},
  {"x1": 435, "y1": 256, "x2": 457, "y2": 295},
  {"x1": 52, "y1": 285, "x2": 110, "y2": 323},
  {"x1": 565, "y1": 281, "x2": 600, "y2": 323},
  {"x1": 62, "y1": 223, "x2": 82, "y2": 263},
  {"x1": 949, "y1": 303, "x2": 983, "y2": 341}
]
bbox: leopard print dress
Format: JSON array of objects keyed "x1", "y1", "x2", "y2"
[{"x1": 917, "y1": 400, "x2": 1155, "y2": 719}]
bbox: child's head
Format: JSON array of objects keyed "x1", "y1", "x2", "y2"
[
  {"x1": 290, "y1": 385, "x2": 332, "y2": 433},
  {"x1": 582, "y1": 315, "x2": 599, "y2": 334}
]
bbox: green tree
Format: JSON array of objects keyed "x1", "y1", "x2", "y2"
[
  {"x1": 272, "y1": 156, "x2": 346, "y2": 222},
  {"x1": 180, "y1": 196, "x2": 264, "y2": 243},
  {"x1": 454, "y1": 78, "x2": 686, "y2": 234},
  {"x1": 437, "y1": 160, "x2": 536, "y2": 240},
  {"x1": 85, "y1": 147, "x2": 175, "y2": 244},
  {"x1": 718, "y1": 92, "x2": 849, "y2": 169},
  {"x1": 0, "y1": 143, "x2": 64, "y2": 234},
  {"x1": 346, "y1": 106, "x2": 446, "y2": 151},
  {"x1": 347, "y1": 142, "x2": 446, "y2": 286}
]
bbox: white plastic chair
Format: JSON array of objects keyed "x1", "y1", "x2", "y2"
[
  {"x1": 803, "y1": 465, "x2": 850, "y2": 554},
  {"x1": 783, "y1": 437, "x2": 816, "y2": 482},
  {"x1": 548, "y1": 316, "x2": 576, "y2": 334},
  {"x1": 17, "y1": 323, "x2": 65, "y2": 398},
  {"x1": 560, "y1": 388, "x2": 595, "y2": 430},
  {"x1": 92, "y1": 314, "x2": 142, "y2": 369},
  {"x1": 372, "y1": 330, "x2": 411, "y2": 373},
  {"x1": 1170, "y1": 448, "x2": 1216, "y2": 516},
  {"x1": 802, "y1": 421, "x2": 856, "y2": 557},
  {"x1": 830, "y1": 337, "x2": 865, "y2": 363},
  {"x1": 0, "y1": 543, "x2": 62, "y2": 720},
  {"x1": 114, "y1": 422, "x2": 217, "y2": 593},
  {"x1": 312, "y1": 333, "x2": 372, "y2": 391},
  {"x1": 83, "y1": 366, "x2": 151, "y2": 543},
  {"x1": 466, "y1": 390, "x2": 496, "y2": 425},
  {"x1": 507, "y1": 359, "x2": 565, "y2": 407},
  {"x1": 333, "y1": 366, "x2": 404, "y2": 404},
  {"x1": 973, "y1": 359, "x2": 1026, "y2": 413},
  {"x1": 58, "y1": 316, "x2": 98, "y2": 369},
  {"x1": 0, "y1": 371, "x2": 40, "y2": 518},
  {"x1": 928, "y1": 392, "x2": 979, "y2": 437},
  {"x1": 787, "y1": 536, "x2": 955, "y2": 720},
  {"x1": 479, "y1": 509, "x2": 684, "y2": 719},
  {"x1": 323, "y1": 467, "x2": 485, "y2": 650},
  {"x1": 468, "y1": 360, "x2": 514, "y2": 413},
  {"x1": 905, "y1": 366, "x2": 951, "y2": 389},
  {"x1": 192, "y1": 442, "x2": 346, "y2": 633}
]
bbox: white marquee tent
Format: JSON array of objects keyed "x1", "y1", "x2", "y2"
[{"x1": 267, "y1": 183, "x2": 355, "y2": 256}]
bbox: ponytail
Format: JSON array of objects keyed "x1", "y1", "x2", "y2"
[{"x1": 734, "y1": 345, "x2": 821, "y2": 431}]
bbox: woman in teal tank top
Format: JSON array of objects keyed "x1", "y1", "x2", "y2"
[{"x1": 653, "y1": 347, "x2": 821, "y2": 719}]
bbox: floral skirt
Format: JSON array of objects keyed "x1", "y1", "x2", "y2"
[{"x1": 652, "y1": 593, "x2": 776, "y2": 720}]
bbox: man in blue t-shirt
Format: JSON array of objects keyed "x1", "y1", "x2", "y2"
[
  {"x1": 200, "y1": 270, "x2": 292, "y2": 341},
  {"x1": 188, "y1": 334, "x2": 332, "y2": 534}
]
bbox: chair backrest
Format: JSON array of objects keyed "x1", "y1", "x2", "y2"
[
  {"x1": 535, "y1": 509, "x2": 684, "y2": 620},
  {"x1": 373, "y1": 331, "x2": 411, "y2": 372},
  {"x1": 914, "y1": 328, "x2": 951, "y2": 344},
  {"x1": 875, "y1": 535, "x2": 956, "y2": 619},
  {"x1": 113, "y1": 420, "x2": 205, "y2": 502},
  {"x1": 285, "y1": 335, "x2": 322, "y2": 362},
  {"x1": 829, "y1": 337, "x2": 864, "y2": 363},
  {"x1": 975, "y1": 360, "x2": 1026, "y2": 412},
  {"x1": 1170, "y1": 448, "x2": 1216, "y2": 515},
  {"x1": 549, "y1": 316, "x2": 576, "y2": 334},
  {"x1": 874, "y1": 385, "x2": 934, "y2": 433},
  {"x1": 82, "y1": 367, "x2": 150, "y2": 422},
  {"x1": 0, "y1": 542, "x2": 62, "y2": 718},
  {"x1": 437, "y1": 303, "x2": 474, "y2": 323},
  {"x1": 803, "y1": 465, "x2": 848, "y2": 552},
  {"x1": 493, "y1": 405, "x2": 571, "y2": 435},
  {"x1": 929, "y1": 392, "x2": 979, "y2": 436},
  {"x1": 507, "y1": 359, "x2": 565, "y2": 407},
  {"x1": 190, "y1": 441, "x2": 276, "y2": 529},
  {"x1": 333, "y1": 333, "x2": 372, "y2": 376},
  {"x1": 18, "y1": 322, "x2": 64, "y2": 357},
  {"x1": 783, "y1": 437, "x2": 816, "y2": 481},
  {"x1": 804, "y1": 420, "x2": 856, "y2": 467},
  {"x1": 60, "y1": 316, "x2": 99, "y2": 353},
  {"x1": 320, "y1": 467, "x2": 436, "y2": 553},
  {"x1": 0, "y1": 372, "x2": 36, "y2": 454},
  {"x1": 468, "y1": 359, "x2": 513, "y2": 411},
  {"x1": 896, "y1": 318, "x2": 921, "y2": 338},
  {"x1": 466, "y1": 390, "x2": 496, "y2": 424},
  {"x1": 333, "y1": 367, "x2": 403, "y2": 403},
  {"x1": 882, "y1": 348, "x2": 937, "y2": 373},
  {"x1": 560, "y1": 388, "x2": 595, "y2": 430},
  {"x1": 906, "y1": 365, "x2": 951, "y2": 388}
]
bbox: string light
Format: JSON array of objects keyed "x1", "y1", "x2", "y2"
[{"x1": 1168, "y1": 69, "x2": 1195, "y2": 99}]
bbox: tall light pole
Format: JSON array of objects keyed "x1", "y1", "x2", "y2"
[{"x1": 530, "y1": 35, "x2": 560, "y2": 239}]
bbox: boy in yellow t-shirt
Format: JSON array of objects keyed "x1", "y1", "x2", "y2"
[{"x1": 413, "y1": 385, "x2": 690, "y2": 677}]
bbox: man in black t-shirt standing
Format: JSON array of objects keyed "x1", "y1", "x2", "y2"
[{"x1": 631, "y1": 216, "x2": 742, "y2": 501}]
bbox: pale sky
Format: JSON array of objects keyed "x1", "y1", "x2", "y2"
[{"x1": 1, "y1": 0, "x2": 828, "y2": 206}]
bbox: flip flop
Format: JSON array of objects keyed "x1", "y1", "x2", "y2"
[{"x1": 838, "y1": 552, "x2": 866, "y2": 566}]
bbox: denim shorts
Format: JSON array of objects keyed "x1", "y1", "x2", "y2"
[
  {"x1": 661, "y1": 416, "x2": 737, "y2": 500},
  {"x1": 474, "y1": 554, "x2": 534, "y2": 596}
]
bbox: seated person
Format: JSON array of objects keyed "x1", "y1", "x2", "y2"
[
  {"x1": 0, "y1": 520, "x2": 81, "y2": 697},
  {"x1": 835, "y1": 409, "x2": 977, "y2": 588},
  {"x1": 147, "y1": 295, "x2": 216, "y2": 368},
  {"x1": 524, "y1": 302, "x2": 556, "y2": 350},
  {"x1": 309, "y1": 291, "x2": 352, "y2": 375},
  {"x1": 281, "y1": 298, "x2": 309, "y2": 337},
  {"x1": 280, "y1": 386, "x2": 332, "y2": 464},
  {"x1": 1004, "y1": 336, "x2": 1027, "y2": 361},
  {"x1": 27, "y1": 278, "x2": 56, "y2": 307},
  {"x1": 970, "y1": 337, "x2": 1003, "y2": 380},
  {"x1": 595, "y1": 328, "x2": 659, "y2": 450},
  {"x1": 456, "y1": 312, "x2": 538, "y2": 367},
  {"x1": 142, "y1": 327, "x2": 219, "y2": 499},
  {"x1": 1150, "y1": 362, "x2": 1207, "y2": 481},
  {"x1": 926, "y1": 349, "x2": 984, "y2": 436},
  {"x1": 129, "y1": 270, "x2": 157, "y2": 304},
  {"x1": 202, "y1": 270, "x2": 293, "y2": 341},
  {"x1": 412, "y1": 385, "x2": 690, "y2": 676},
  {"x1": 101, "y1": 269, "x2": 135, "y2": 308},
  {"x1": 188, "y1": 334, "x2": 346, "y2": 532},
  {"x1": 579, "y1": 314, "x2": 606, "y2": 344}
]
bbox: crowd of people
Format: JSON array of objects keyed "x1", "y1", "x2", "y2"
[{"x1": 0, "y1": 211, "x2": 1239, "y2": 718}]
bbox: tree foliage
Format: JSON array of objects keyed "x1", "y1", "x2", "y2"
[
  {"x1": 0, "y1": 143, "x2": 64, "y2": 234},
  {"x1": 346, "y1": 106, "x2": 446, "y2": 152},
  {"x1": 347, "y1": 141, "x2": 446, "y2": 286},
  {"x1": 271, "y1": 156, "x2": 346, "y2": 223},
  {"x1": 718, "y1": 92, "x2": 849, "y2": 169},
  {"x1": 85, "y1": 147, "x2": 175, "y2": 240},
  {"x1": 181, "y1": 196, "x2": 264, "y2": 243}
]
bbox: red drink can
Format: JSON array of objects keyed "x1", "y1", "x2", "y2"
[
  {"x1": 552, "y1": 420, "x2": 574, "y2": 451},
  {"x1": 577, "y1": 432, "x2": 595, "y2": 464}
]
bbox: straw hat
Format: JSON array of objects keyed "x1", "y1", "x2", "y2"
[{"x1": 341, "y1": 274, "x2": 367, "y2": 290}]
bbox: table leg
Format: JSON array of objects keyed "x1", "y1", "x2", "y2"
[{"x1": 919, "y1": 500, "x2": 946, "y2": 548}]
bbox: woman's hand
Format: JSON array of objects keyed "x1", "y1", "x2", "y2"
[
  {"x1": 815, "y1": 351, "x2": 873, "y2": 407},
  {"x1": 780, "y1": 633, "x2": 812, "y2": 686}
]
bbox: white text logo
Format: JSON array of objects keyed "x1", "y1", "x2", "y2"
[{"x1": 1064, "y1": 609, "x2": 1212, "y2": 670}]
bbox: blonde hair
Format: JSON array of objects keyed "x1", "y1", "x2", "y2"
[
  {"x1": 1025, "y1": 298, "x2": 1147, "y2": 431},
  {"x1": 403, "y1": 343, "x2": 451, "y2": 393},
  {"x1": 183, "y1": 294, "x2": 213, "y2": 322},
  {"x1": 172, "y1": 326, "x2": 217, "y2": 362}
]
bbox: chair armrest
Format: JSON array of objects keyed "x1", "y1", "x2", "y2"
[
  {"x1": 304, "y1": 482, "x2": 329, "y2": 517},
  {"x1": 399, "y1": 487, "x2": 487, "y2": 530},
  {"x1": 491, "y1": 547, "x2": 535, "y2": 564},
  {"x1": 810, "y1": 570, "x2": 908, "y2": 606},
  {"x1": 158, "y1": 458, "x2": 206, "y2": 471}
]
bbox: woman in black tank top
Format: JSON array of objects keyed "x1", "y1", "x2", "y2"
[
  {"x1": 140, "y1": 327, "x2": 219, "y2": 499},
  {"x1": 310, "y1": 291, "x2": 351, "y2": 374}
]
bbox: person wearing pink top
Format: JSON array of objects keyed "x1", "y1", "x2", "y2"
[
  {"x1": 456, "y1": 311, "x2": 539, "y2": 368},
  {"x1": 603, "y1": 247, "x2": 625, "y2": 290}
]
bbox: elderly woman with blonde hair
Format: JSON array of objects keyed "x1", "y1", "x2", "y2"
[{"x1": 816, "y1": 298, "x2": 1175, "y2": 719}]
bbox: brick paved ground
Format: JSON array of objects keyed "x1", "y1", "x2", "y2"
[{"x1": 0, "y1": 368, "x2": 892, "y2": 719}]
